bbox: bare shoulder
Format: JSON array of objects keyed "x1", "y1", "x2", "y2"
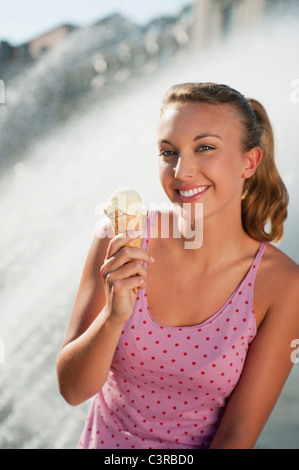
[
  {"x1": 259, "y1": 243, "x2": 299, "y2": 318},
  {"x1": 254, "y1": 243, "x2": 299, "y2": 326},
  {"x1": 264, "y1": 243, "x2": 299, "y2": 288},
  {"x1": 91, "y1": 217, "x2": 114, "y2": 264}
]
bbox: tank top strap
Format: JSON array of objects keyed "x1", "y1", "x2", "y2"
[
  {"x1": 244, "y1": 241, "x2": 267, "y2": 285},
  {"x1": 141, "y1": 209, "x2": 156, "y2": 252}
]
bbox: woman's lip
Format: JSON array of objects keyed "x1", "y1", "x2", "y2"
[{"x1": 175, "y1": 185, "x2": 211, "y2": 202}]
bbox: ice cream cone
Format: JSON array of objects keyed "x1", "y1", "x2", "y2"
[{"x1": 103, "y1": 189, "x2": 147, "y2": 294}]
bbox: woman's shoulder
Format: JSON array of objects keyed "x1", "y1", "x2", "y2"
[
  {"x1": 90, "y1": 217, "x2": 114, "y2": 264},
  {"x1": 262, "y1": 242, "x2": 299, "y2": 297},
  {"x1": 253, "y1": 242, "x2": 299, "y2": 328},
  {"x1": 264, "y1": 242, "x2": 299, "y2": 274}
]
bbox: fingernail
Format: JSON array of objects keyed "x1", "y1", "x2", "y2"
[{"x1": 150, "y1": 256, "x2": 155, "y2": 263}]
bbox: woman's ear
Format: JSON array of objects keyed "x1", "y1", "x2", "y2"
[{"x1": 242, "y1": 147, "x2": 263, "y2": 179}]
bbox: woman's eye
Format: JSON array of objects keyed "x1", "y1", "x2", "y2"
[
  {"x1": 159, "y1": 146, "x2": 214, "y2": 157},
  {"x1": 197, "y1": 145, "x2": 214, "y2": 152},
  {"x1": 159, "y1": 149, "x2": 177, "y2": 157}
]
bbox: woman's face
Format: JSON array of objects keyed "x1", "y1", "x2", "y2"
[{"x1": 157, "y1": 102, "x2": 249, "y2": 223}]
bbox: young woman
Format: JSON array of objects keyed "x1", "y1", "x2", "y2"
[{"x1": 57, "y1": 82, "x2": 299, "y2": 449}]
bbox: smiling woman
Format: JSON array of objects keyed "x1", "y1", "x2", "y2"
[
  {"x1": 159, "y1": 82, "x2": 288, "y2": 242},
  {"x1": 57, "y1": 81, "x2": 299, "y2": 450}
]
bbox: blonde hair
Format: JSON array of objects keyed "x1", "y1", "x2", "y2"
[{"x1": 161, "y1": 82, "x2": 289, "y2": 243}]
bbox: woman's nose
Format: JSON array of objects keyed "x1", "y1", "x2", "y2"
[{"x1": 174, "y1": 155, "x2": 197, "y2": 180}]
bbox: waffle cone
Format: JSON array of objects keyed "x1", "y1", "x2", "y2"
[{"x1": 108, "y1": 210, "x2": 146, "y2": 293}]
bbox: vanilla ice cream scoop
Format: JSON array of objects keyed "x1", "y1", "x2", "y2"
[{"x1": 103, "y1": 187, "x2": 147, "y2": 218}]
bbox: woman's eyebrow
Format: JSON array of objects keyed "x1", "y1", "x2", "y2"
[
  {"x1": 158, "y1": 132, "x2": 222, "y2": 145},
  {"x1": 158, "y1": 134, "x2": 222, "y2": 145},
  {"x1": 193, "y1": 133, "x2": 222, "y2": 141}
]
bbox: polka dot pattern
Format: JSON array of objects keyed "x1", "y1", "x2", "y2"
[{"x1": 78, "y1": 211, "x2": 267, "y2": 450}]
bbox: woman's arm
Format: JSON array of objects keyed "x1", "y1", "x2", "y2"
[
  {"x1": 56, "y1": 222, "x2": 153, "y2": 406},
  {"x1": 209, "y1": 264, "x2": 299, "y2": 449}
]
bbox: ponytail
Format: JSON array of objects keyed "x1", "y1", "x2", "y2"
[{"x1": 241, "y1": 99, "x2": 289, "y2": 243}]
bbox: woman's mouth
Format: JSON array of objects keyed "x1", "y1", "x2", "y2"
[{"x1": 175, "y1": 185, "x2": 211, "y2": 202}]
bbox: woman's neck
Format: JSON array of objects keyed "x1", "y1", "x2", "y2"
[{"x1": 172, "y1": 205, "x2": 252, "y2": 272}]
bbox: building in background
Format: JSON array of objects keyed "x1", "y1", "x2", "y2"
[
  {"x1": 27, "y1": 24, "x2": 78, "y2": 60},
  {"x1": 192, "y1": 0, "x2": 267, "y2": 48},
  {"x1": 0, "y1": 24, "x2": 78, "y2": 67},
  {"x1": 1, "y1": 0, "x2": 296, "y2": 67}
]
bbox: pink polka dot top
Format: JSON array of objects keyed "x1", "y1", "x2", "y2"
[{"x1": 77, "y1": 210, "x2": 267, "y2": 449}]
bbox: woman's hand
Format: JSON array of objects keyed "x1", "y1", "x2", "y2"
[{"x1": 100, "y1": 231, "x2": 155, "y2": 325}]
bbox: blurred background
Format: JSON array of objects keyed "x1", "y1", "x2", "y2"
[{"x1": 0, "y1": 0, "x2": 298, "y2": 449}]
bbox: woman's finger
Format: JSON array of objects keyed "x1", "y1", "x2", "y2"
[
  {"x1": 110, "y1": 275, "x2": 146, "y2": 295},
  {"x1": 106, "y1": 230, "x2": 143, "y2": 258},
  {"x1": 103, "y1": 260, "x2": 147, "y2": 286}
]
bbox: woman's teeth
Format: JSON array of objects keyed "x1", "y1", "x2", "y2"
[{"x1": 178, "y1": 186, "x2": 209, "y2": 197}]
